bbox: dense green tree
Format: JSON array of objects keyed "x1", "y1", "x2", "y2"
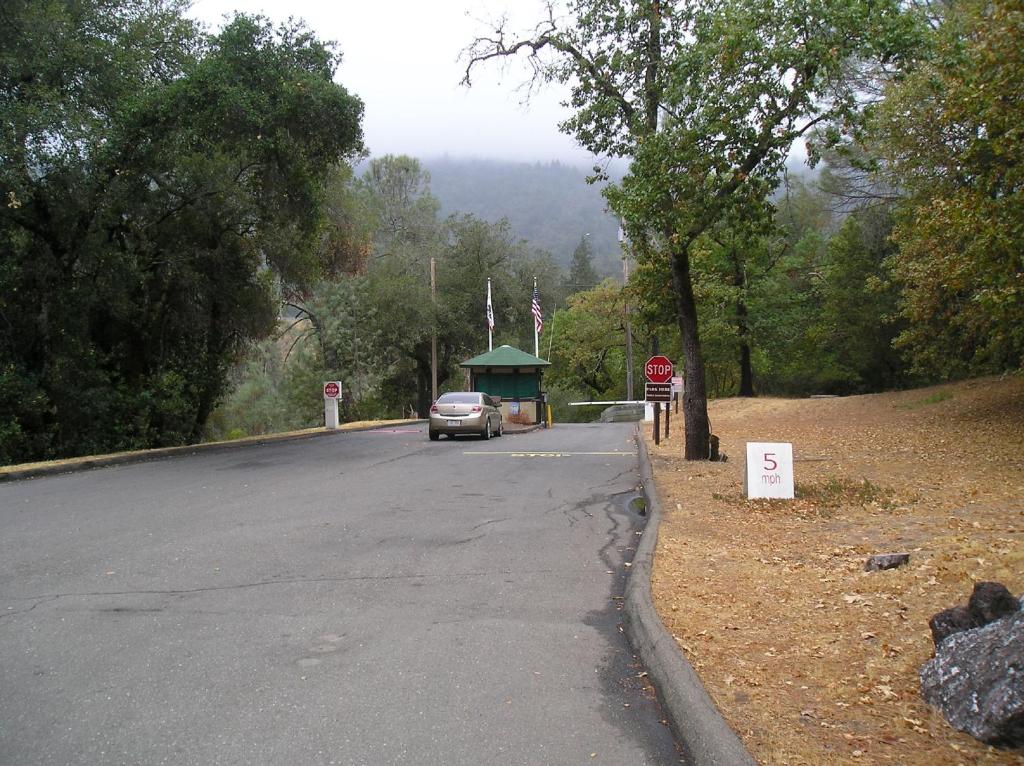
[
  {"x1": 746, "y1": 181, "x2": 832, "y2": 395},
  {"x1": 688, "y1": 195, "x2": 786, "y2": 397},
  {"x1": 363, "y1": 259, "x2": 436, "y2": 417},
  {"x1": 316, "y1": 162, "x2": 376, "y2": 280},
  {"x1": 356, "y1": 156, "x2": 447, "y2": 416},
  {"x1": 277, "y1": 161, "x2": 378, "y2": 419},
  {"x1": 730, "y1": 179, "x2": 918, "y2": 396},
  {"x1": 566, "y1": 234, "x2": 600, "y2": 294},
  {"x1": 503, "y1": 241, "x2": 567, "y2": 355},
  {"x1": 546, "y1": 280, "x2": 629, "y2": 398},
  {"x1": 872, "y1": 0, "x2": 1024, "y2": 375},
  {"x1": 0, "y1": 2, "x2": 363, "y2": 463},
  {"x1": 465, "y1": 0, "x2": 922, "y2": 458},
  {"x1": 205, "y1": 336, "x2": 299, "y2": 440},
  {"x1": 812, "y1": 207, "x2": 910, "y2": 392},
  {"x1": 438, "y1": 215, "x2": 564, "y2": 388},
  {"x1": 362, "y1": 155, "x2": 442, "y2": 264}
]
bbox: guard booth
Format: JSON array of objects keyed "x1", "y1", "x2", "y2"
[{"x1": 460, "y1": 345, "x2": 550, "y2": 425}]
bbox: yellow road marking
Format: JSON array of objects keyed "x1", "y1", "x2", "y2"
[{"x1": 463, "y1": 451, "x2": 633, "y2": 457}]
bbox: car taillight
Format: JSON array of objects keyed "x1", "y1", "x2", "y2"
[
  {"x1": 430, "y1": 404, "x2": 438, "y2": 413},
  {"x1": 471, "y1": 405, "x2": 481, "y2": 412}
]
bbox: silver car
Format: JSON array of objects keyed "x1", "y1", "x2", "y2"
[{"x1": 428, "y1": 392, "x2": 503, "y2": 440}]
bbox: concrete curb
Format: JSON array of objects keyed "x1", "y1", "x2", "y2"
[
  {"x1": 625, "y1": 426, "x2": 758, "y2": 766},
  {"x1": 501, "y1": 423, "x2": 546, "y2": 435},
  {"x1": 0, "y1": 420, "x2": 426, "y2": 483}
]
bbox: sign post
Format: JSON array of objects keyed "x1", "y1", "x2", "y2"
[
  {"x1": 744, "y1": 442, "x2": 795, "y2": 499},
  {"x1": 671, "y1": 375, "x2": 683, "y2": 414},
  {"x1": 323, "y1": 381, "x2": 342, "y2": 430},
  {"x1": 645, "y1": 355, "x2": 673, "y2": 446},
  {"x1": 665, "y1": 389, "x2": 670, "y2": 438}
]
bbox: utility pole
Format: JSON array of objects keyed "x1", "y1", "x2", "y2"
[
  {"x1": 621, "y1": 229, "x2": 635, "y2": 401},
  {"x1": 652, "y1": 335, "x2": 660, "y2": 445},
  {"x1": 430, "y1": 256, "x2": 437, "y2": 404}
]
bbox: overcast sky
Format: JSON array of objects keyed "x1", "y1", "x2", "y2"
[{"x1": 187, "y1": 0, "x2": 597, "y2": 165}]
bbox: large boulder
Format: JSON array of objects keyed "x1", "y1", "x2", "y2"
[
  {"x1": 929, "y1": 581, "x2": 1020, "y2": 649},
  {"x1": 920, "y1": 608, "x2": 1024, "y2": 747}
]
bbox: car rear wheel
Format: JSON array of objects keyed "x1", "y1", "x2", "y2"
[
  {"x1": 482, "y1": 419, "x2": 491, "y2": 440},
  {"x1": 496, "y1": 419, "x2": 503, "y2": 437},
  {"x1": 428, "y1": 430, "x2": 440, "y2": 441}
]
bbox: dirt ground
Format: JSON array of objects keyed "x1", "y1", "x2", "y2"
[{"x1": 643, "y1": 375, "x2": 1024, "y2": 766}]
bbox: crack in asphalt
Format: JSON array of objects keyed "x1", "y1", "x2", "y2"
[
  {"x1": 0, "y1": 567, "x2": 581, "y2": 617},
  {"x1": 600, "y1": 467, "x2": 638, "y2": 486},
  {"x1": 469, "y1": 517, "x2": 510, "y2": 532},
  {"x1": 598, "y1": 499, "x2": 630, "y2": 572},
  {"x1": 347, "y1": 442, "x2": 435, "y2": 473},
  {"x1": 435, "y1": 534, "x2": 485, "y2": 547},
  {"x1": 551, "y1": 492, "x2": 601, "y2": 526},
  {"x1": 551, "y1": 484, "x2": 638, "y2": 528},
  {"x1": 0, "y1": 595, "x2": 60, "y2": 619}
]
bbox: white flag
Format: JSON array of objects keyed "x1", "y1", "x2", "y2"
[{"x1": 486, "y1": 279, "x2": 494, "y2": 331}]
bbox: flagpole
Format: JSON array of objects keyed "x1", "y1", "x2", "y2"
[
  {"x1": 533, "y1": 278, "x2": 539, "y2": 357},
  {"x1": 487, "y1": 278, "x2": 493, "y2": 351}
]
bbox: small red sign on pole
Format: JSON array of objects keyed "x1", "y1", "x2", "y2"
[
  {"x1": 323, "y1": 381, "x2": 340, "y2": 399},
  {"x1": 644, "y1": 355, "x2": 673, "y2": 384}
]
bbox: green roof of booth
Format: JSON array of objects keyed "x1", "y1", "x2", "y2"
[{"x1": 460, "y1": 345, "x2": 550, "y2": 369}]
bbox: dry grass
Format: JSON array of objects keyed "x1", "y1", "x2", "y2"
[{"x1": 644, "y1": 375, "x2": 1024, "y2": 766}]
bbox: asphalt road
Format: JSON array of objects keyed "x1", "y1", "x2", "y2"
[{"x1": 0, "y1": 423, "x2": 682, "y2": 765}]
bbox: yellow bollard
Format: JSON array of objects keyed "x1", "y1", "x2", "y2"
[{"x1": 546, "y1": 404, "x2": 553, "y2": 427}]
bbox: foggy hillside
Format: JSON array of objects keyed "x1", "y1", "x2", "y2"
[{"x1": 423, "y1": 157, "x2": 623, "y2": 273}]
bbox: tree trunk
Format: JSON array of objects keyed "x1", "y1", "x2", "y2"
[
  {"x1": 191, "y1": 305, "x2": 226, "y2": 443},
  {"x1": 730, "y1": 243, "x2": 755, "y2": 398},
  {"x1": 737, "y1": 297, "x2": 754, "y2": 397},
  {"x1": 668, "y1": 240, "x2": 712, "y2": 459},
  {"x1": 416, "y1": 359, "x2": 432, "y2": 418}
]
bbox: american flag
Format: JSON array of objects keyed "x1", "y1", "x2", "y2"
[{"x1": 531, "y1": 283, "x2": 543, "y2": 335}]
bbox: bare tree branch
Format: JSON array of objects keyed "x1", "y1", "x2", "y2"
[
  {"x1": 461, "y1": 13, "x2": 637, "y2": 133},
  {"x1": 283, "y1": 328, "x2": 314, "y2": 363},
  {"x1": 273, "y1": 314, "x2": 308, "y2": 342}
]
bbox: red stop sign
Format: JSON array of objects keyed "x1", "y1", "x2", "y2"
[
  {"x1": 644, "y1": 355, "x2": 674, "y2": 384},
  {"x1": 323, "y1": 381, "x2": 340, "y2": 399}
]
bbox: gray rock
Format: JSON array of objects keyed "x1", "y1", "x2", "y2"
[
  {"x1": 920, "y1": 610, "x2": 1024, "y2": 747},
  {"x1": 930, "y1": 605, "x2": 980, "y2": 647},
  {"x1": 864, "y1": 552, "x2": 910, "y2": 572},
  {"x1": 969, "y1": 581, "x2": 1020, "y2": 624},
  {"x1": 928, "y1": 581, "x2": 1022, "y2": 649}
]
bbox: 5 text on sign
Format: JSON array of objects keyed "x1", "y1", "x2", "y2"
[{"x1": 744, "y1": 442, "x2": 795, "y2": 499}]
